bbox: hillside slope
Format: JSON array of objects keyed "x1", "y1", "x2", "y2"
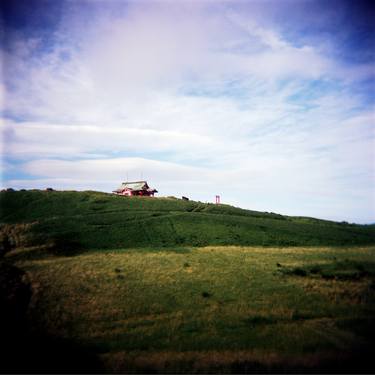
[{"x1": 1, "y1": 190, "x2": 374, "y2": 251}]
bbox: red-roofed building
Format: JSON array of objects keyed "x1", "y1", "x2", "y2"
[{"x1": 113, "y1": 181, "x2": 158, "y2": 197}]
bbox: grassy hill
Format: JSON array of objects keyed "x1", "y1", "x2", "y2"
[
  {"x1": 1, "y1": 190, "x2": 374, "y2": 254},
  {"x1": 1, "y1": 190, "x2": 375, "y2": 373}
]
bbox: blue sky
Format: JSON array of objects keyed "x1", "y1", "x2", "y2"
[{"x1": 1, "y1": 0, "x2": 374, "y2": 223}]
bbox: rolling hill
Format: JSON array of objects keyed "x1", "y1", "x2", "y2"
[
  {"x1": 1, "y1": 190, "x2": 374, "y2": 253},
  {"x1": 1, "y1": 189, "x2": 375, "y2": 373}
]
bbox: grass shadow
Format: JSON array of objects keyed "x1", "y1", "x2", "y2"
[
  {"x1": 279, "y1": 260, "x2": 375, "y2": 281},
  {"x1": 0, "y1": 260, "x2": 103, "y2": 373}
]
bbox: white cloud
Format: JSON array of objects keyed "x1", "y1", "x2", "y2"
[
  {"x1": 3, "y1": 1, "x2": 358, "y2": 123},
  {"x1": 1, "y1": 1, "x2": 374, "y2": 223}
]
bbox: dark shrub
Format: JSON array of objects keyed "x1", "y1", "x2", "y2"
[
  {"x1": 0, "y1": 233, "x2": 13, "y2": 258},
  {"x1": 292, "y1": 268, "x2": 307, "y2": 277},
  {"x1": 322, "y1": 273, "x2": 335, "y2": 280},
  {"x1": 48, "y1": 232, "x2": 83, "y2": 256},
  {"x1": 292, "y1": 310, "x2": 310, "y2": 320},
  {"x1": 310, "y1": 265, "x2": 321, "y2": 274},
  {"x1": 245, "y1": 316, "x2": 276, "y2": 325}
]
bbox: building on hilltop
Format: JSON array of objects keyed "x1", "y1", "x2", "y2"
[{"x1": 113, "y1": 181, "x2": 158, "y2": 197}]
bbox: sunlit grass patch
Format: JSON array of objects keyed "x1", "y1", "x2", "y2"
[{"x1": 15, "y1": 245, "x2": 375, "y2": 372}]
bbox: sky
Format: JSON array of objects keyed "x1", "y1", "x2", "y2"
[{"x1": 1, "y1": 0, "x2": 374, "y2": 223}]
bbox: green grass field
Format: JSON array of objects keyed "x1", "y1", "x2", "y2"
[
  {"x1": 1, "y1": 190, "x2": 375, "y2": 373},
  {"x1": 9, "y1": 245, "x2": 375, "y2": 373},
  {"x1": 1, "y1": 190, "x2": 374, "y2": 251}
]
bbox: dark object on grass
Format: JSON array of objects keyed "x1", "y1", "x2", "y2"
[
  {"x1": 183, "y1": 262, "x2": 190, "y2": 268},
  {"x1": 202, "y1": 291, "x2": 211, "y2": 298},
  {"x1": 292, "y1": 268, "x2": 307, "y2": 277},
  {"x1": 276, "y1": 262, "x2": 282, "y2": 267},
  {"x1": 115, "y1": 268, "x2": 122, "y2": 273},
  {"x1": 322, "y1": 273, "x2": 335, "y2": 280},
  {"x1": 246, "y1": 316, "x2": 276, "y2": 325},
  {"x1": 310, "y1": 265, "x2": 321, "y2": 274},
  {"x1": 48, "y1": 232, "x2": 83, "y2": 256},
  {"x1": 46, "y1": 187, "x2": 54, "y2": 191},
  {"x1": 182, "y1": 196, "x2": 189, "y2": 201},
  {"x1": 291, "y1": 310, "x2": 310, "y2": 321},
  {"x1": 0, "y1": 234, "x2": 13, "y2": 258},
  {"x1": 356, "y1": 264, "x2": 365, "y2": 272}
]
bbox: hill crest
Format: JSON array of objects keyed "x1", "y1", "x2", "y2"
[{"x1": 1, "y1": 190, "x2": 374, "y2": 253}]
